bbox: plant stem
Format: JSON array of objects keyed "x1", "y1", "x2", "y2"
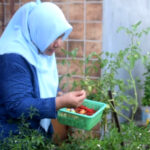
[
  {"x1": 108, "y1": 90, "x2": 125, "y2": 148},
  {"x1": 131, "y1": 34, "x2": 134, "y2": 46},
  {"x1": 104, "y1": 115, "x2": 107, "y2": 136},
  {"x1": 129, "y1": 70, "x2": 138, "y2": 120},
  {"x1": 108, "y1": 99, "x2": 131, "y2": 122}
]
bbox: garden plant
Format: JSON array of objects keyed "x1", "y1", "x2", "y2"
[
  {"x1": 59, "y1": 21, "x2": 150, "y2": 148},
  {"x1": 142, "y1": 62, "x2": 150, "y2": 106},
  {"x1": 141, "y1": 62, "x2": 150, "y2": 125},
  {"x1": 60, "y1": 21, "x2": 150, "y2": 122}
]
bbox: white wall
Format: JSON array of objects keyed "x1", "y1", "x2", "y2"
[{"x1": 103, "y1": 0, "x2": 150, "y2": 103}]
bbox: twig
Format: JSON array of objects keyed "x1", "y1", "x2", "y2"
[{"x1": 108, "y1": 90, "x2": 125, "y2": 148}]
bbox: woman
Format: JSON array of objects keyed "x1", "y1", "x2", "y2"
[{"x1": 0, "y1": 1, "x2": 86, "y2": 139}]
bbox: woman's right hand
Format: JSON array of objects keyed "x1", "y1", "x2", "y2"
[{"x1": 55, "y1": 90, "x2": 86, "y2": 110}]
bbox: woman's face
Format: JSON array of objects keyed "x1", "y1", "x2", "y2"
[{"x1": 44, "y1": 34, "x2": 64, "y2": 56}]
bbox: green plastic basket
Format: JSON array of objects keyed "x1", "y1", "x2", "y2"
[{"x1": 57, "y1": 99, "x2": 106, "y2": 130}]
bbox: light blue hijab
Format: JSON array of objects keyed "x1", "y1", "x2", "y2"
[{"x1": 0, "y1": 1, "x2": 72, "y2": 132}]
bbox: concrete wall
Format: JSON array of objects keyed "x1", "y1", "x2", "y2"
[{"x1": 103, "y1": 0, "x2": 150, "y2": 103}]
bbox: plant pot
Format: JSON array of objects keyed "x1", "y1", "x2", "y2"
[{"x1": 141, "y1": 106, "x2": 150, "y2": 125}]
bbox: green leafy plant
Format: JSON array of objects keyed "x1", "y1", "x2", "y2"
[
  {"x1": 99, "y1": 122, "x2": 150, "y2": 150},
  {"x1": 0, "y1": 107, "x2": 56, "y2": 150},
  {"x1": 59, "y1": 21, "x2": 150, "y2": 123},
  {"x1": 142, "y1": 62, "x2": 150, "y2": 106},
  {"x1": 58, "y1": 22, "x2": 150, "y2": 145},
  {"x1": 57, "y1": 122, "x2": 150, "y2": 150},
  {"x1": 1, "y1": 120, "x2": 149, "y2": 150}
]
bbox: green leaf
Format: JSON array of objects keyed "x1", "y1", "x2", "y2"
[
  {"x1": 117, "y1": 26, "x2": 126, "y2": 33},
  {"x1": 131, "y1": 21, "x2": 141, "y2": 31}
]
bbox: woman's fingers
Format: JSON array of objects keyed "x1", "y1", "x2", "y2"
[
  {"x1": 74, "y1": 90, "x2": 86, "y2": 107},
  {"x1": 74, "y1": 90, "x2": 86, "y2": 97},
  {"x1": 56, "y1": 90, "x2": 87, "y2": 109}
]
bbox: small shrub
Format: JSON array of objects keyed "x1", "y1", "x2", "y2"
[
  {"x1": 142, "y1": 63, "x2": 150, "y2": 106},
  {"x1": 57, "y1": 122, "x2": 150, "y2": 150}
]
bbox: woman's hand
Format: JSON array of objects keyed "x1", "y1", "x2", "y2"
[{"x1": 56, "y1": 90, "x2": 86, "y2": 110}]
